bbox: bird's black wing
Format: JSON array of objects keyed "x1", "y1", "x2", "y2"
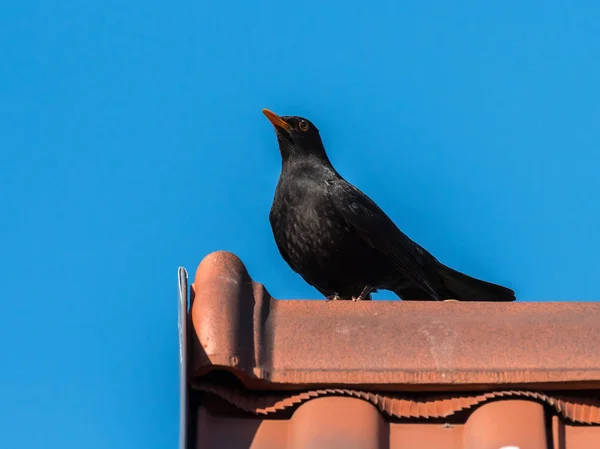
[{"x1": 328, "y1": 180, "x2": 442, "y2": 300}]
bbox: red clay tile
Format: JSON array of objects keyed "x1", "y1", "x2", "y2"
[
  {"x1": 194, "y1": 397, "x2": 600, "y2": 449},
  {"x1": 191, "y1": 250, "x2": 600, "y2": 390},
  {"x1": 464, "y1": 399, "x2": 548, "y2": 449},
  {"x1": 184, "y1": 251, "x2": 600, "y2": 449}
]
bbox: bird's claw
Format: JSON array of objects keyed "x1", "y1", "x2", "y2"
[
  {"x1": 326, "y1": 294, "x2": 342, "y2": 301},
  {"x1": 351, "y1": 294, "x2": 369, "y2": 302},
  {"x1": 352, "y1": 285, "x2": 374, "y2": 302}
]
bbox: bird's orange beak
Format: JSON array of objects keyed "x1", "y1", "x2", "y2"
[{"x1": 262, "y1": 109, "x2": 293, "y2": 133}]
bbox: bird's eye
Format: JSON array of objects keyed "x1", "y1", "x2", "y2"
[{"x1": 298, "y1": 120, "x2": 309, "y2": 132}]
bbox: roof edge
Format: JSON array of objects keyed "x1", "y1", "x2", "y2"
[
  {"x1": 190, "y1": 251, "x2": 600, "y2": 390},
  {"x1": 191, "y1": 365, "x2": 600, "y2": 392}
]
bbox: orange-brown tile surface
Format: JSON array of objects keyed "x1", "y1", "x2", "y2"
[
  {"x1": 190, "y1": 250, "x2": 600, "y2": 390},
  {"x1": 187, "y1": 251, "x2": 600, "y2": 448},
  {"x1": 194, "y1": 397, "x2": 600, "y2": 449}
]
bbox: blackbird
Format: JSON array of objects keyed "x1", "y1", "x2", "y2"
[{"x1": 262, "y1": 108, "x2": 515, "y2": 302}]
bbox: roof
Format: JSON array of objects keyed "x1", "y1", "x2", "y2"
[{"x1": 179, "y1": 251, "x2": 600, "y2": 449}]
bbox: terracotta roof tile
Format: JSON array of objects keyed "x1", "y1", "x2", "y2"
[
  {"x1": 193, "y1": 396, "x2": 600, "y2": 449},
  {"x1": 190, "y1": 250, "x2": 600, "y2": 390},
  {"x1": 181, "y1": 251, "x2": 600, "y2": 449}
]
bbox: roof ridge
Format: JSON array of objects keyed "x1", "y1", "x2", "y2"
[{"x1": 190, "y1": 251, "x2": 600, "y2": 389}]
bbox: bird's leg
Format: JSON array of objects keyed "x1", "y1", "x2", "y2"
[
  {"x1": 352, "y1": 285, "x2": 374, "y2": 302},
  {"x1": 325, "y1": 293, "x2": 342, "y2": 301}
]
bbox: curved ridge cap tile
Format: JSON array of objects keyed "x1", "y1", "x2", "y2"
[
  {"x1": 193, "y1": 250, "x2": 251, "y2": 293},
  {"x1": 195, "y1": 384, "x2": 600, "y2": 424},
  {"x1": 191, "y1": 251, "x2": 272, "y2": 374},
  {"x1": 189, "y1": 252, "x2": 600, "y2": 386}
]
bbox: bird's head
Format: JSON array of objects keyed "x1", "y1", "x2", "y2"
[{"x1": 262, "y1": 109, "x2": 330, "y2": 164}]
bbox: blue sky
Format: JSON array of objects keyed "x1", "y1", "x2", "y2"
[{"x1": 2, "y1": 1, "x2": 600, "y2": 448}]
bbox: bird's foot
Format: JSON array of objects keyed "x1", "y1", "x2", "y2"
[
  {"x1": 325, "y1": 294, "x2": 342, "y2": 301},
  {"x1": 352, "y1": 285, "x2": 374, "y2": 302}
]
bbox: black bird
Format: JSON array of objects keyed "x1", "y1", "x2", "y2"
[{"x1": 262, "y1": 108, "x2": 515, "y2": 302}]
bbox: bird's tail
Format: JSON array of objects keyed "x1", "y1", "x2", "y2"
[{"x1": 437, "y1": 263, "x2": 516, "y2": 302}]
